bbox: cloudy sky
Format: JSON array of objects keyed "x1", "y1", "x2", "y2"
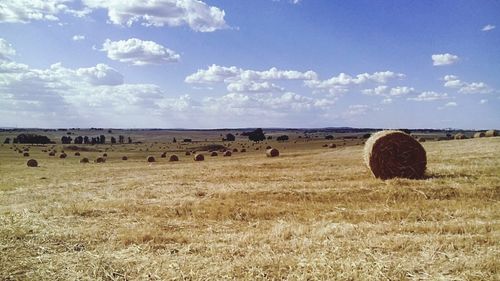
[{"x1": 0, "y1": 0, "x2": 499, "y2": 129}]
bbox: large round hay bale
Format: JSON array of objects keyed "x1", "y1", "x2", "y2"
[
  {"x1": 147, "y1": 156, "x2": 156, "y2": 162},
  {"x1": 223, "y1": 151, "x2": 232, "y2": 157},
  {"x1": 80, "y1": 157, "x2": 89, "y2": 163},
  {"x1": 210, "y1": 151, "x2": 218, "y2": 157},
  {"x1": 74, "y1": 152, "x2": 80, "y2": 156},
  {"x1": 474, "y1": 132, "x2": 485, "y2": 138},
  {"x1": 266, "y1": 148, "x2": 279, "y2": 157},
  {"x1": 454, "y1": 133, "x2": 466, "y2": 140},
  {"x1": 485, "y1": 130, "x2": 498, "y2": 137},
  {"x1": 161, "y1": 152, "x2": 167, "y2": 158},
  {"x1": 122, "y1": 156, "x2": 128, "y2": 160},
  {"x1": 169, "y1": 155, "x2": 179, "y2": 162},
  {"x1": 27, "y1": 159, "x2": 38, "y2": 167},
  {"x1": 364, "y1": 130, "x2": 426, "y2": 180},
  {"x1": 194, "y1": 154, "x2": 204, "y2": 161},
  {"x1": 59, "y1": 153, "x2": 67, "y2": 159},
  {"x1": 95, "y1": 157, "x2": 105, "y2": 163},
  {"x1": 23, "y1": 152, "x2": 30, "y2": 157}
]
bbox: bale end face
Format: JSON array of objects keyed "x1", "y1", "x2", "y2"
[
  {"x1": 266, "y1": 148, "x2": 279, "y2": 157},
  {"x1": 27, "y1": 159, "x2": 38, "y2": 167},
  {"x1": 80, "y1": 158, "x2": 89, "y2": 163},
  {"x1": 194, "y1": 154, "x2": 204, "y2": 161},
  {"x1": 122, "y1": 156, "x2": 128, "y2": 160},
  {"x1": 147, "y1": 156, "x2": 156, "y2": 162},
  {"x1": 364, "y1": 130, "x2": 426, "y2": 180},
  {"x1": 169, "y1": 155, "x2": 179, "y2": 162},
  {"x1": 223, "y1": 151, "x2": 232, "y2": 157}
]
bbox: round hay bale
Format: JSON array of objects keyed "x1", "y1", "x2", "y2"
[
  {"x1": 17, "y1": 150, "x2": 22, "y2": 153},
  {"x1": 80, "y1": 157, "x2": 89, "y2": 163},
  {"x1": 194, "y1": 154, "x2": 204, "y2": 161},
  {"x1": 232, "y1": 148, "x2": 238, "y2": 152},
  {"x1": 23, "y1": 152, "x2": 30, "y2": 157},
  {"x1": 74, "y1": 152, "x2": 80, "y2": 156},
  {"x1": 169, "y1": 155, "x2": 179, "y2": 162},
  {"x1": 241, "y1": 148, "x2": 246, "y2": 153},
  {"x1": 59, "y1": 153, "x2": 67, "y2": 159},
  {"x1": 418, "y1": 138, "x2": 426, "y2": 143},
  {"x1": 161, "y1": 152, "x2": 167, "y2": 158},
  {"x1": 364, "y1": 130, "x2": 426, "y2": 180},
  {"x1": 95, "y1": 157, "x2": 105, "y2": 163},
  {"x1": 49, "y1": 151, "x2": 56, "y2": 156},
  {"x1": 103, "y1": 153, "x2": 108, "y2": 157},
  {"x1": 485, "y1": 130, "x2": 498, "y2": 137},
  {"x1": 474, "y1": 132, "x2": 485, "y2": 138},
  {"x1": 266, "y1": 148, "x2": 279, "y2": 157},
  {"x1": 23, "y1": 148, "x2": 29, "y2": 152},
  {"x1": 147, "y1": 156, "x2": 156, "y2": 162},
  {"x1": 454, "y1": 133, "x2": 466, "y2": 140},
  {"x1": 328, "y1": 143, "x2": 336, "y2": 148},
  {"x1": 223, "y1": 151, "x2": 232, "y2": 157},
  {"x1": 185, "y1": 151, "x2": 191, "y2": 156},
  {"x1": 211, "y1": 151, "x2": 218, "y2": 157},
  {"x1": 122, "y1": 156, "x2": 128, "y2": 160},
  {"x1": 26, "y1": 159, "x2": 38, "y2": 167},
  {"x1": 322, "y1": 144, "x2": 328, "y2": 147}
]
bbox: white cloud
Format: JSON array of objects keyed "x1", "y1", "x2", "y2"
[
  {"x1": 101, "y1": 38, "x2": 180, "y2": 65},
  {"x1": 72, "y1": 35, "x2": 85, "y2": 41},
  {"x1": 443, "y1": 75, "x2": 492, "y2": 94},
  {"x1": 226, "y1": 81, "x2": 284, "y2": 93},
  {"x1": 0, "y1": 38, "x2": 16, "y2": 61},
  {"x1": 343, "y1": 104, "x2": 370, "y2": 117},
  {"x1": 76, "y1": 64, "x2": 124, "y2": 85},
  {"x1": 443, "y1": 101, "x2": 457, "y2": 108},
  {"x1": 82, "y1": 0, "x2": 227, "y2": 32},
  {"x1": 408, "y1": 91, "x2": 449, "y2": 101},
  {"x1": 432, "y1": 53, "x2": 459, "y2": 66},
  {"x1": 479, "y1": 99, "x2": 488, "y2": 104},
  {"x1": 362, "y1": 86, "x2": 414, "y2": 97},
  {"x1": 482, "y1": 24, "x2": 495, "y2": 31},
  {"x1": 0, "y1": 0, "x2": 90, "y2": 23},
  {"x1": 381, "y1": 98, "x2": 392, "y2": 104}
]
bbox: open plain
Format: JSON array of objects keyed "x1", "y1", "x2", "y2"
[{"x1": 0, "y1": 130, "x2": 499, "y2": 280}]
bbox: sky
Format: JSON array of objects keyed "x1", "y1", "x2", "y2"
[{"x1": 0, "y1": 0, "x2": 499, "y2": 129}]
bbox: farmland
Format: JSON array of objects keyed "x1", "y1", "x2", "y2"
[{"x1": 0, "y1": 129, "x2": 499, "y2": 280}]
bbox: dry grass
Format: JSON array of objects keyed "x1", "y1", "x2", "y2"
[{"x1": 0, "y1": 137, "x2": 499, "y2": 280}]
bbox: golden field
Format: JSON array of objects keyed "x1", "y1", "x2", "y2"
[{"x1": 0, "y1": 134, "x2": 499, "y2": 280}]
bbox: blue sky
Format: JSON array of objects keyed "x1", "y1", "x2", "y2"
[{"x1": 0, "y1": 0, "x2": 499, "y2": 129}]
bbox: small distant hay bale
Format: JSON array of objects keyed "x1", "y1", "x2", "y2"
[
  {"x1": 210, "y1": 151, "x2": 218, "y2": 157},
  {"x1": 26, "y1": 159, "x2": 38, "y2": 167},
  {"x1": 59, "y1": 153, "x2": 67, "y2": 159},
  {"x1": 232, "y1": 148, "x2": 238, "y2": 152},
  {"x1": 80, "y1": 157, "x2": 90, "y2": 163},
  {"x1": 161, "y1": 152, "x2": 167, "y2": 158},
  {"x1": 322, "y1": 144, "x2": 328, "y2": 147},
  {"x1": 364, "y1": 130, "x2": 426, "y2": 180},
  {"x1": 255, "y1": 147, "x2": 260, "y2": 150},
  {"x1": 485, "y1": 130, "x2": 498, "y2": 137},
  {"x1": 23, "y1": 148, "x2": 29, "y2": 152},
  {"x1": 23, "y1": 152, "x2": 30, "y2": 157},
  {"x1": 103, "y1": 153, "x2": 108, "y2": 157},
  {"x1": 17, "y1": 150, "x2": 22, "y2": 153},
  {"x1": 194, "y1": 154, "x2": 204, "y2": 161},
  {"x1": 241, "y1": 148, "x2": 246, "y2": 152},
  {"x1": 474, "y1": 132, "x2": 485, "y2": 138},
  {"x1": 74, "y1": 152, "x2": 80, "y2": 156},
  {"x1": 328, "y1": 143, "x2": 336, "y2": 148},
  {"x1": 122, "y1": 156, "x2": 128, "y2": 160},
  {"x1": 169, "y1": 155, "x2": 179, "y2": 162},
  {"x1": 185, "y1": 151, "x2": 191, "y2": 156},
  {"x1": 49, "y1": 151, "x2": 56, "y2": 156},
  {"x1": 223, "y1": 151, "x2": 232, "y2": 157},
  {"x1": 266, "y1": 148, "x2": 279, "y2": 157},
  {"x1": 454, "y1": 133, "x2": 467, "y2": 140},
  {"x1": 266, "y1": 145, "x2": 272, "y2": 149},
  {"x1": 147, "y1": 156, "x2": 156, "y2": 162},
  {"x1": 95, "y1": 157, "x2": 105, "y2": 163},
  {"x1": 418, "y1": 138, "x2": 426, "y2": 142}
]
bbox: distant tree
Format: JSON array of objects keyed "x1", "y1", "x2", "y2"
[
  {"x1": 74, "y1": 136, "x2": 83, "y2": 144},
  {"x1": 277, "y1": 135, "x2": 289, "y2": 142},
  {"x1": 83, "y1": 136, "x2": 90, "y2": 144},
  {"x1": 128, "y1": 137, "x2": 132, "y2": 144},
  {"x1": 15, "y1": 134, "x2": 52, "y2": 144},
  {"x1": 325, "y1": 135, "x2": 334, "y2": 140},
  {"x1": 99, "y1": 135, "x2": 105, "y2": 144},
  {"x1": 183, "y1": 139, "x2": 192, "y2": 143},
  {"x1": 246, "y1": 128, "x2": 266, "y2": 142},
  {"x1": 3, "y1": 137, "x2": 10, "y2": 144},
  {"x1": 13, "y1": 138, "x2": 18, "y2": 143},
  {"x1": 399, "y1": 129, "x2": 412, "y2": 134},
  {"x1": 118, "y1": 135, "x2": 124, "y2": 144},
  {"x1": 362, "y1": 133, "x2": 371, "y2": 139},
  {"x1": 91, "y1": 137, "x2": 97, "y2": 145},
  {"x1": 267, "y1": 136, "x2": 272, "y2": 140},
  {"x1": 173, "y1": 137, "x2": 177, "y2": 143},
  {"x1": 61, "y1": 136, "x2": 72, "y2": 144},
  {"x1": 108, "y1": 129, "x2": 112, "y2": 134},
  {"x1": 225, "y1": 133, "x2": 236, "y2": 142},
  {"x1": 111, "y1": 136, "x2": 116, "y2": 144}
]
